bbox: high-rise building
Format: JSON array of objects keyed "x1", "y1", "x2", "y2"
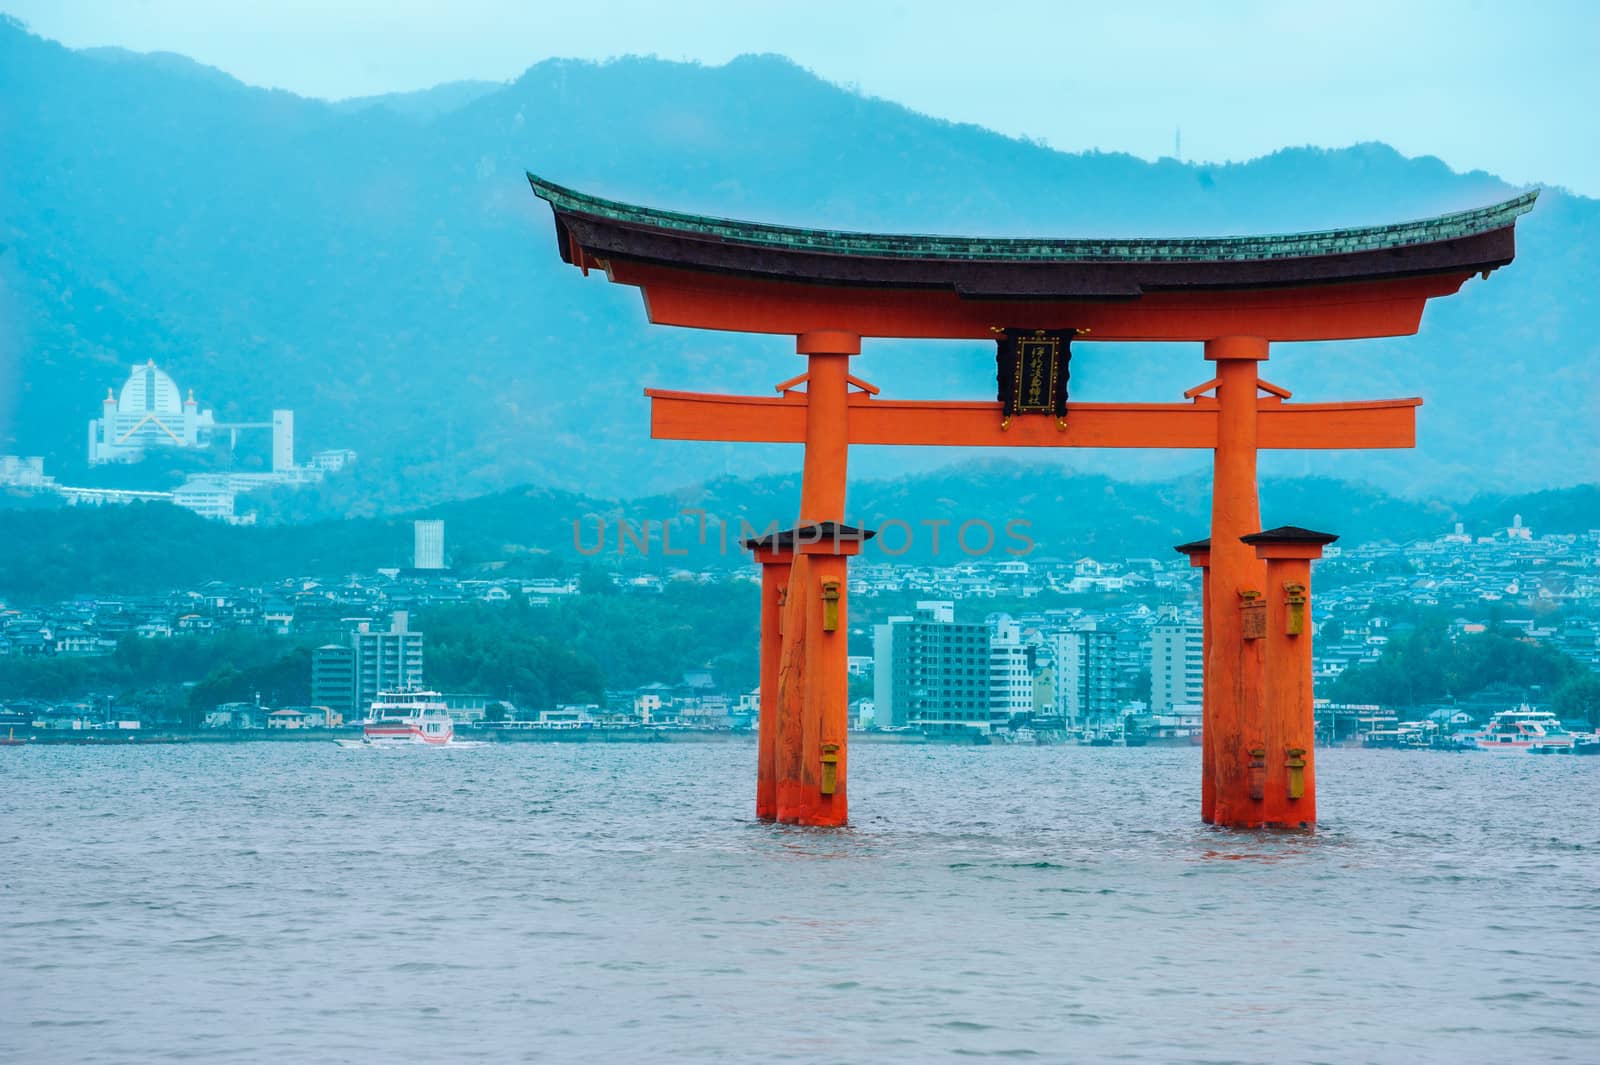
[
  {"x1": 311, "y1": 644, "x2": 356, "y2": 723},
  {"x1": 988, "y1": 615, "x2": 1034, "y2": 726},
  {"x1": 873, "y1": 601, "x2": 992, "y2": 733},
  {"x1": 413, "y1": 520, "x2": 445, "y2": 570},
  {"x1": 353, "y1": 611, "x2": 425, "y2": 714},
  {"x1": 1055, "y1": 627, "x2": 1117, "y2": 732},
  {"x1": 271, "y1": 410, "x2": 295, "y2": 472},
  {"x1": 1150, "y1": 621, "x2": 1204, "y2": 713}
]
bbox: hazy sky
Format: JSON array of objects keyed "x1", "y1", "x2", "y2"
[{"x1": 8, "y1": 0, "x2": 1598, "y2": 196}]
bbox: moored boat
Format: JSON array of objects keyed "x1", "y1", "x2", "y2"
[
  {"x1": 335, "y1": 690, "x2": 482, "y2": 748},
  {"x1": 1474, "y1": 705, "x2": 1579, "y2": 752}
]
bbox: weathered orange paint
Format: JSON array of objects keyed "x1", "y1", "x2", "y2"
[
  {"x1": 766, "y1": 338, "x2": 856, "y2": 826},
  {"x1": 753, "y1": 552, "x2": 791, "y2": 821},
  {"x1": 646, "y1": 390, "x2": 1419, "y2": 450},
  {"x1": 1206, "y1": 342, "x2": 1268, "y2": 829},
  {"x1": 1251, "y1": 542, "x2": 1329, "y2": 828},
  {"x1": 795, "y1": 330, "x2": 862, "y2": 356},
  {"x1": 773, "y1": 553, "x2": 811, "y2": 824},
  {"x1": 613, "y1": 259, "x2": 1472, "y2": 341},
  {"x1": 799, "y1": 346, "x2": 852, "y2": 522},
  {"x1": 805, "y1": 551, "x2": 850, "y2": 827}
]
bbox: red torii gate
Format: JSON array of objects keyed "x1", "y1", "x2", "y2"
[{"x1": 527, "y1": 175, "x2": 1534, "y2": 828}]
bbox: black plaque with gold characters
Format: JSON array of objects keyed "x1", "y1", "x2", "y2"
[{"x1": 994, "y1": 329, "x2": 1073, "y2": 429}]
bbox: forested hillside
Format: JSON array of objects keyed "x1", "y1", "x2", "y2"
[
  {"x1": 0, "y1": 469, "x2": 1593, "y2": 601},
  {"x1": 2, "y1": 18, "x2": 1595, "y2": 511}
]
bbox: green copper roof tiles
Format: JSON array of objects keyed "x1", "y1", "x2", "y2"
[{"x1": 527, "y1": 173, "x2": 1537, "y2": 265}]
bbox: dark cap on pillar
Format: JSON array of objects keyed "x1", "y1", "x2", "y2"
[
  {"x1": 1240, "y1": 526, "x2": 1339, "y2": 547},
  {"x1": 1241, "y1": 525, "x2": 1338, "y2": 560},
  {"x1": 742, "y1": 521, "x2": 877, "y2": 557},
  {"x1": 1174, "y1": 537, "x2": 1211, "y2": 567}
]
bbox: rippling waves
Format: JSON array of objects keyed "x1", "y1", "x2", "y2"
[{"x1": 3, "y1": 744, "x2": 1597, "y2": 1064}]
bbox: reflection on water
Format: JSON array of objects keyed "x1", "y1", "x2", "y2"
[{"x1": 3, "y1": 744, "x2": 1597, "y2": 1063}]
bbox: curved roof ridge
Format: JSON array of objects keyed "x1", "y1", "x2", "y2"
[{"x1": 527, "y1": 172, "x2": 1537, "y2": 264}]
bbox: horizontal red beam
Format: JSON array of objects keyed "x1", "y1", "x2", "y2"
[
  {"x1": 614, "y1": 260, "x2": 1470, "y2": 342},
  {"x1": 646, "y1": 390, "x2": 1419, "y2": 450}
]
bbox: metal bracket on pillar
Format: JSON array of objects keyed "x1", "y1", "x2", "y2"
[
  {"x1": 1239, "y1": 589, "x2": 1266, "y2": 640},
  {"x1": 1284, "y1": 581, "x2": 1307, "y2": 635},
  {"x1": 1286, "y1": 748, "x2": 1307, "y2": 799},
  {"x1": 819, "y1": 577, "x2": 842, "y2": 630},
  {"x1": 820, "y1": 743, "x2": 840, "y2": 794},
  {"x1": 1248, "y1": 748, "x2": 1267, "y2": 802}
]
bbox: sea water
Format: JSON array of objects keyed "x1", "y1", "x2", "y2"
[{"x1": 3, "y1": 743, "x2": 1597, "y2": 1064}]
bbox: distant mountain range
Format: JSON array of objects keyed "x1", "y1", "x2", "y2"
[{"x1": 1, "y1": 17, "x2": 1595, "y2": 513}]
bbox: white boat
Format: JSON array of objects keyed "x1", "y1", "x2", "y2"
[
  {"x1": 1473, "y1": 705, "x2": 1579, "y2": 752},
  {"x1": 334, "y1": 690, "x2": 483, "y2": 748}
]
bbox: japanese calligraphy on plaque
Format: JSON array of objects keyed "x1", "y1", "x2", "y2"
[{"x1": 995, "y1": 329, "x2": 1072, "y2": 429}]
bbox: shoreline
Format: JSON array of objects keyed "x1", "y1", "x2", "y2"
[{"x1": 5, "y1": 727, "x2": 951, "y2": 746}]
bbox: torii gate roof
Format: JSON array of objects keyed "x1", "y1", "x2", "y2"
[{"x1": 527, "y1": 174, "x2": 1536, "y2": 341}]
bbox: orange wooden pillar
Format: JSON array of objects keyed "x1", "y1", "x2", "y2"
[
  {"x1": 761, "y1": 523, "x2": 870, "y2": 826},
  {"x1": 775, "y1": 331, "x2": 859, "y2": 826},
  {"x1": 750, "y1": 548, "x2": 792, "y2": 821},
  {"x1": 1206, "y1": 336, "x2": 1268, "y2": 828},
  {"x1": 1244, "y1": 527, "x2": 1338, "y2": 828},
  {"x1": 1174, "y1": 539, "x2": 1213, "y2": 822}
]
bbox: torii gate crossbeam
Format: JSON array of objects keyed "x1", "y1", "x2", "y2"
[{"x1": 646, "y1": 389, "x2": 1421, "y2": 450}]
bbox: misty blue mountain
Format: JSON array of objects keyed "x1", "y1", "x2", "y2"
[{"x1": 1, "y1": 17, "x2": 1595, "y2": 511}]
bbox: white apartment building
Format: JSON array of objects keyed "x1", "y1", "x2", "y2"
[
  {"x1": 1055, "y1": 626, "x2": 1117, "y2": 732},
  {"x1": 988, "y1": 615, "x2": 1033, "y2": 726},
  {"x1": 1150, "y1": 620, "x2": 1204, "y2": 713},
  {"x1": 353, "y1": 611, "x2": 425, "y2": 714}
]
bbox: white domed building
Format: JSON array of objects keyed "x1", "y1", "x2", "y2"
[{"x1": 87, "y1": 360, "x2": 215, "y2": 464}]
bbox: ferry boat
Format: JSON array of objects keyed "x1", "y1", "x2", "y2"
[
  {"x1": 335, "y1": 690, "x2": 478, "y2": 748},
  {"x1": 1474, "y1": 705, "x2": 1580, "y2": 752}
]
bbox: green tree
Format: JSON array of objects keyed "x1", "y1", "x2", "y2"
[
  {"x1": 1554, "y1": 672, "x2": 1600, "y2": 728},
  {"x1": 1332, "y1": 624, "x2": 1580, "y2": 709},
  {"x1": 579, "y1": 566, "x2": 617, "y2": 596}
]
